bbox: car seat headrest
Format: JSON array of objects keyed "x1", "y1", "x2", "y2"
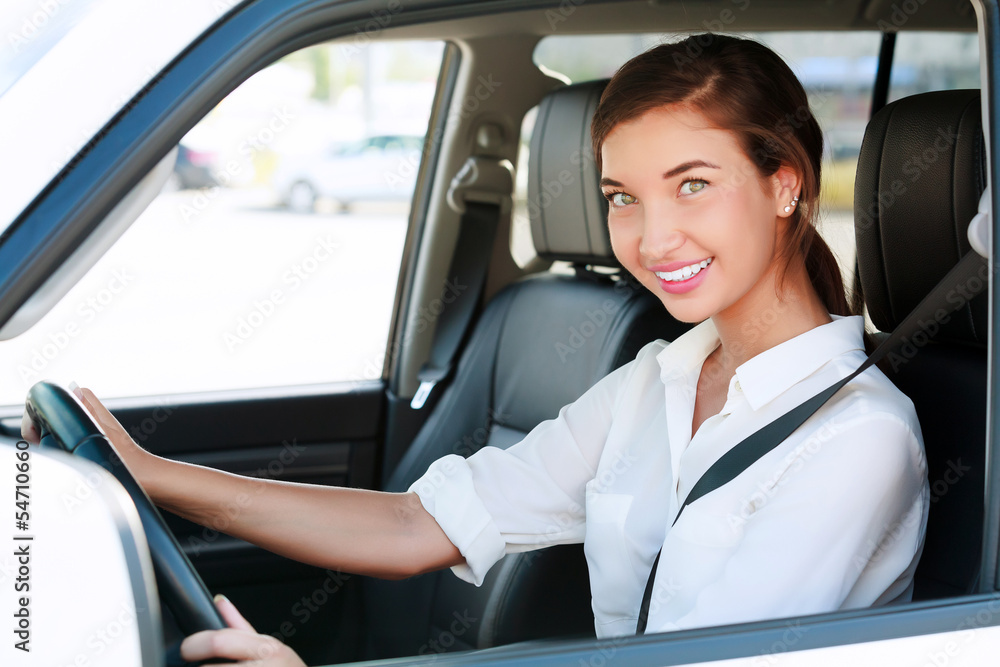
[
  {"x1": 528, "y1": 80, "x2": 619, "y2": 267},
  {"x1": 855, "y1": 89, "x2": 987, "y2": 345}
]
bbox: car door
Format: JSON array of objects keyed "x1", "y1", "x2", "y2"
[{"x1": 0, "y1": 4, "x2": 459, "y2": 665}]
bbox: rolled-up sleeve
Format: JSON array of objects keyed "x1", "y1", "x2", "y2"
[{"x1": 408, "y1": 347, "x2": 647, "y2": 585}]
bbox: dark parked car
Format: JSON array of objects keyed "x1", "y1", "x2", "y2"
[{"x1": 171, "y1": 143, "x2": 220, "y2": 190}]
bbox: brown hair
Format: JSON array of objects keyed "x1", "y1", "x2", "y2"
[{"x1": 591, "y1": 33, "x2": 851, "y2": 317}]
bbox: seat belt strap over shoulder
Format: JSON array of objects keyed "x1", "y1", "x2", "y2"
[
  {"x1": 635, "y1": 248, "x2": 990, "y2": 634},
  {"x1": 411, "y1": 156, "x2": 514, "y2": 409}
]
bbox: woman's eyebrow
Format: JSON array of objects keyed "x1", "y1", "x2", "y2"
[
  {"x1": 600, "y1": 160, "x2": 722, "y2": 188},
  {"x1": 663, "y1": 159, "x2": 721, "y2": 179}
]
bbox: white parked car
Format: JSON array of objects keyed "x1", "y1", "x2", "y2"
[{"x1": 274, "y1": 135, "x2": 424, "y2": 212}]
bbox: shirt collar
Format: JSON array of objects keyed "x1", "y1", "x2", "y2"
[
  {"x1": 655, "y1": 318, "x2": 720, "y2": 388},
  {"x1": 736, "y1": 314, "x2": 865, "y2": 410},
  {"x1": 656, "y1": 315, "x2": 866, "y2": 411}
]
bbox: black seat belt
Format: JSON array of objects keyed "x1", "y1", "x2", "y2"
[
  {"x1": 410, "y1": 156, "x2": 513, "y2": 410},
  {"x1": 636, "y1": 249, "x2": 989, "y2": 634}
]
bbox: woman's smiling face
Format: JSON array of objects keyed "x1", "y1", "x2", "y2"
[{"x1": 601, "y1": 105, "x2": 794, "y2": 324}]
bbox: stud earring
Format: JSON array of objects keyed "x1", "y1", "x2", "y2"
[{"x1": 783, "y1": 195, "x2": 799, "y2": 214}]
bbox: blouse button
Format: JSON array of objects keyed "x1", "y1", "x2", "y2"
[{"x1": 734, "y1": 379, "x2": 742, "y2": 392}]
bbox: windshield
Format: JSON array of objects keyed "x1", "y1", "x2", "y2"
[{"x1": 0, "y1": 0, "x2": 246, "y2": 236}]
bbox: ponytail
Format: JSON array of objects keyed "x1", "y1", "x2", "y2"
[{"x1": 801, "y1": 226, "x2": 851, "y2": 317}]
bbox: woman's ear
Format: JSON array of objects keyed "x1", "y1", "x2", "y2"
[{"x1": 773, "y1": 166, "x2": 802, "y2": 218}]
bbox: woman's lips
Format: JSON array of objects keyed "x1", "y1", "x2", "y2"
[{"x1": 654, "y1": 258, "x2": 712, "y2": 295}]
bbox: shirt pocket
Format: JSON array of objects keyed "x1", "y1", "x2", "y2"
[
  {"x1": 584, "y1": 487, "x2": 639, "y2": 623},
  {"x1": 667, "y1": 500, "x2": 744, "y2": 549}
]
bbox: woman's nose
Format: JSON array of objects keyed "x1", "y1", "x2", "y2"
[{"x1": 639, "y1": 218, "x2": 685, "y2": 260}]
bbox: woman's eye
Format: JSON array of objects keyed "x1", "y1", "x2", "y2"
[
  {"x1": 608, "y1": 192, "x2": 637, "y2": 207},
  {"x1": 679, "y1": 179, "x2": 708, "y2": 195}
]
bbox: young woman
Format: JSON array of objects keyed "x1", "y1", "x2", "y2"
[{"x1": 34, "y1": 33, "x2": 928, "y2": 666}]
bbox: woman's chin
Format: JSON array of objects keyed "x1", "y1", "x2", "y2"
[{"x1": 659, "y1": 298, "x2": 715, "y2": 325}]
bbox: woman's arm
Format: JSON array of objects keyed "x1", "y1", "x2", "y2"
[{"x1": 56, "y1": 388, "x2": 464, "y2": 580}]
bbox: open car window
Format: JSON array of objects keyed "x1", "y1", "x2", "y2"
[
  {"x1": 0, "y1": 0, "x2": 240, "y2": 235},
  {"x1": 0, "y1": 39, "x2": 446, "y2": 404}
]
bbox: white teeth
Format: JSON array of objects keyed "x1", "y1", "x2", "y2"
[{"x1": 655, "y1": 258, "x2": 712, "y2": 282}]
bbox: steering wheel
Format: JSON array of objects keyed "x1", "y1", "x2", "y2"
[{"x1": 24, "y1": 381, "x2": 226, "y2": 659}]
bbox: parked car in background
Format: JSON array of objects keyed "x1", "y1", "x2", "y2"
[
  {"x1": 170, "y1": 143, "x2": 220, "y2": 190},
  {"x1": 273, "y1": 135, "x2": 424, "y2": 212}
]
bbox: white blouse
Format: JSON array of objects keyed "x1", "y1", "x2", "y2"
[{"x1": 409, "y1": 315, "x2": 929, "y2": 638}]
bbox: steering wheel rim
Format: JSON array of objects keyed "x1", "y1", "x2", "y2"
[{"x1": 25, "y1": 381, "x2": 226, "y2": 639}]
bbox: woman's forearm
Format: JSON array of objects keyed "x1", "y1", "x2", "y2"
[
  {"x1": 71, "y1": 386, "x2": 461, "y2": 579},
  {"x1": 143, "y1": 455, "x2": 462, "y2": 579}
]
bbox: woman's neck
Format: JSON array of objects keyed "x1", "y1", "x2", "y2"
[{"x1": 709, "y1": 258, "x2": 833, "y2": 374}]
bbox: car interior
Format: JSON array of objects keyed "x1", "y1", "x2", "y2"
[{"x1": 0, "y1": 0, "x2": 996, "y2": 665}]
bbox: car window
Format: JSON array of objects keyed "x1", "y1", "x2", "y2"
[
  {"x1": 0, "y1": 39, "x2": 446, "y2": 405},
  {"x1": 888, "y1": 32, "x2": 980, "y2": 100}
]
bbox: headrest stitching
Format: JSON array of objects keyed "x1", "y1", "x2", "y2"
[
  {"x1": 578, "y1": 87, "x2": 595, "y2": 258},
  {"x1": 873, "y1": 104, "x2": 896, "y2": 326},
  {"x1": 961, "y1": 97, "x2": 983, "y2": 341},
  {"x1": 534, "y1": 95, "x2": 554, "y2": 255}
]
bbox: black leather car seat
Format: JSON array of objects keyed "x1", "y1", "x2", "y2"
[
  {"x1": 854, "y1": 89, "x2": 987, "y2": 600},
  {"x1": 362, "y1": 81, "x2": 690, "y2": 658}
]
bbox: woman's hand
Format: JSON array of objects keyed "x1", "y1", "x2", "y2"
[
  {"x1": 182, "y1": 595, "x2": 306, "y2": 667},
  {"x1": 21, "y1": 383, "x2": 159, "y2": 483},
  {"x1": 72, "y1": 385, "x2": 156, "y2": 473}
]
